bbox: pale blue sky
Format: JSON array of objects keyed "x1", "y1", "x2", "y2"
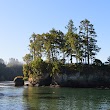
[{"x1": 0, "y1": 0, "x2": 110, "y2": 63}]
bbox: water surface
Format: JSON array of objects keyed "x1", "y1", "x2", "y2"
[{"x1": 0, "y1": 81, "x2": 110, "y2": 110}]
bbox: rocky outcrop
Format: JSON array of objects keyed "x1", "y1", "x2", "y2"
[
  {"x1": 53, "y1": 71, "x2": 110, "y2": 88},
  {"x1": 28, "y1": 77, "x2": 39, "y2": 86},
  {"x1": 14, "y1": 76, "x2": 24, "y2": 86},
  {"x1": 39, "y1": 75, "x2": 52, "y2": 86},
  {"x1": 27, "y1": 65, "x2": 110, "y2": 88},
  {"x1": 27, "y1": 71, "x2": 110, "y2": 88},
  {"x1": 28, "y1": 74, "x2": 52, "y2": 86}
]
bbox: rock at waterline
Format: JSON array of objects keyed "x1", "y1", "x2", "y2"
[{"x1": 14, "y1": 76, "x2": 24, "y2": 86}]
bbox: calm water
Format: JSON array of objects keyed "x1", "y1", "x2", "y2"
[{"x1": 0, "y1": 82, "x2": 110, "y2": 110}]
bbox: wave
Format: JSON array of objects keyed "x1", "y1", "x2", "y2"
[{"x1": 0, "y1": 81, "x2": 14, "y2": 87}]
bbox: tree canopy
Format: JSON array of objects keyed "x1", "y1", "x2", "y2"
[{"x1": 23, "y1": 19, "x2": 101, "y2": 80}]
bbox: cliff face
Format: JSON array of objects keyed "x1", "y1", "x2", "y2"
[
  {"x1": 28, "y1": 65, "x2": 110, "y2": 88},
  {"x1": 28, "y1": 73, "x2": 52, "y2": 86},
  {"x1": 53, "y1": 71, "x2": 110, "y2": 88}
]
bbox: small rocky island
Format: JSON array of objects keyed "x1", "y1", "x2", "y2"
[
  {"x1": 22, "y1": 19, "x2": 110, "y2": 88},
  {"x1": 14, "y1": 76, "x2": 24, "y2": 86}
]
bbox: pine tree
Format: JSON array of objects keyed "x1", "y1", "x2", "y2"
[{"x1": 79, "y1": 19, "x2": 100, "y2": 64}]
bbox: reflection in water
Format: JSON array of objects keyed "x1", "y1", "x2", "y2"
[
  {"x1": 38, "y1": 96, "x2": 65, "y2": 99},
  {"x1": 23, "y1": 87, "x2": 110, "y2": 110},
  {"x1": 0, "y1": 82, "x2": 110, "y2": 110}
]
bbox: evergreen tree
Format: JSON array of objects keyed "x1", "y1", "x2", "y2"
[
  {"x1": 65, "y1": 19, "x2": 78, "y2": 63},
  {"x1": 79, "y1": 19, "x2": 100, "y2": 64}
]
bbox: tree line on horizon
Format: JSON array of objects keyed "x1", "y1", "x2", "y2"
[{"x1": 0, "y1": 58, "x2": 23, "y2": 81}]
